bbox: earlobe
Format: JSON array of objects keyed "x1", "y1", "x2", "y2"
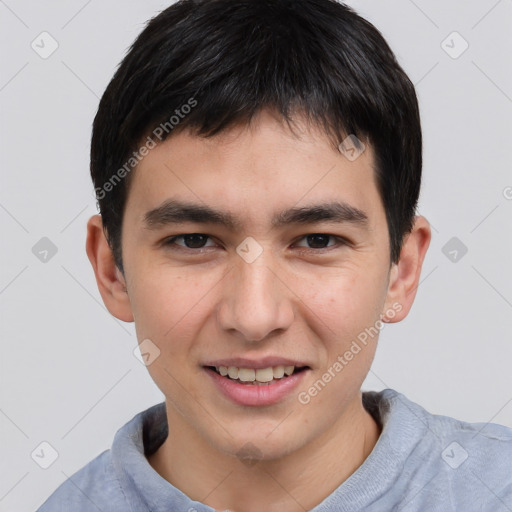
[
  {"x1": 382, "y1": 216, "x2": 431, "y2": 323},
  {"x1": 85, "y1": 215, "x2": 134, "y2": 322}
]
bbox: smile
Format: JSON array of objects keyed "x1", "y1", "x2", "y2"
[
  {"x1": 208, "y1": 365, "x2": 308, "y2": 385},
  {"x1": 203, "y1": 363, "x2": 310, "y2": 406}
]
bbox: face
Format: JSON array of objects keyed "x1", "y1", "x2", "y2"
[{"x1": 109, "y1": 110, "x2": 405, "y2": 460}]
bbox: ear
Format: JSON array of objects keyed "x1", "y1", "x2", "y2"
[
  {"x1": 382, "y1": 215, "x2": 431, "y2": 323},
  {"x1": 85, "y1": 214, "x2": 134, "y2": 322}
]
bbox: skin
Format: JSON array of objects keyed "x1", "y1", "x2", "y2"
[{"x1": 86, "y1": 109, "x2": 431, "y2": 511}]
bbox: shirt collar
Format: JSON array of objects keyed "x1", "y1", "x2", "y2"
[{"x1": 110, "y1": 389, "x2": 426, "y2": 511}]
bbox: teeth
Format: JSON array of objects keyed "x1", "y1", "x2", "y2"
[
  {"x1": 284, "y1": 365, "x2": 294, "y2": 376},
  {"x1": 255, "y1": 367, "x2": 274, "y2": 382},
  {"x1": 216, "y1": 365, "x2": 298, "y2": 383},
  {"x1": 238, "y1": 368, "x2": 255, "y2": 382},
  {"x1": 273, "y1": 365, "x2": 285, "y2": 378}
]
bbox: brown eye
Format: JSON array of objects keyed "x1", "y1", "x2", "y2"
[
  {"x1": 307, "y1": 234, "x2": 332, "y2": 249},
  {"x1": 294, "y1": 234, "x2": 341, "y2": 250},
  {"x1": 164, "y1": 234, "x2": 215, "y2": 249}
]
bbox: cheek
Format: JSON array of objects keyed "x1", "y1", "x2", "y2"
[
  {"x1": 128, "y1": 270, "x2": 214, "y2": 404},
  {"x1": 299, "y1": 264, "x2": 387, "y2": 342},
  {"x1": 129, "y1": 269, "x2": 212, "y2": 350},
  {"x1": 293, "y1": 269, "x2": 384, "y2": 419}
]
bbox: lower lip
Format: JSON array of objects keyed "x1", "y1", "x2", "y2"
[{"x1": 204, "y1": 367, "x2": 309, "y2": 406}]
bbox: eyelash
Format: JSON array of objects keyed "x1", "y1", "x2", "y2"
[{"x1": 161, "y1": 233, "x2": 350, "y2": 253}]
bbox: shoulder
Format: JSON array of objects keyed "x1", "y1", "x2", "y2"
[
  {"x1": 376, "y1": 389, "x2": 512, "y2": 510},
  {"x1": 35, "y1": 449, "x2": 128, "y2": 511},
  {"x1": 374, "y1": 388, "x2": 512, "y2": 448},
  {"x1": 392, "y1": 389, "x2": 512, "y2": 463},
  {"x1": 35, "y1": 402, "x2": 167, "y2": 511}
]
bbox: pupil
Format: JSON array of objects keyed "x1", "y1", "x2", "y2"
[
  {"x1": 184, "y1": 234, "x2": 207, "y2": 248},
  {"x1": 181, "y1": 234, "x2": 330, "y2": 249},
  {"x1": 307, "y1": 234, "x2": 329, "y2": 248}
]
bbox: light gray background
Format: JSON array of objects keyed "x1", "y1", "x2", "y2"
[{"x1": 1, "y1": 0, "x2": 511, "y2": 510}]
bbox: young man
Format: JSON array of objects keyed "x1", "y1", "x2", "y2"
[{"x1": 37, "y1": 0, "x2": 512, "y2": 510}]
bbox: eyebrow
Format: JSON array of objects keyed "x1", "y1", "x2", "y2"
[{"x1": 143, "y1": 199, "x2": 369, "y2": 231}]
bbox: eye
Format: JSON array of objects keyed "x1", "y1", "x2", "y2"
[
  {"x1": 163, "y1": 233, "x2": 216, "y2": 250},
  {"x1": 161, "y1": 233, "x2": 349, "y2": 253},
  {"x1": 293, "y1": 234, "x2": 346, "y2": 250}
]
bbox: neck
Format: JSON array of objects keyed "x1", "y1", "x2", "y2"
[{"x1": 148, "y1": 392, "x2": 380, "y2": 512}]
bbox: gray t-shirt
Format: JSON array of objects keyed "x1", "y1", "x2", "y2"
[{"x1": 36, "y1": 389, "x2": 512, "y2": 511}]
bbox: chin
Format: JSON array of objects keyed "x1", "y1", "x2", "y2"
[{"x1": 215, "y1": 427, "x2": 306, "y2": 464}]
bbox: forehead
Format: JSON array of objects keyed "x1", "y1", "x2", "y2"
[{"x1": 124, "y1": 110, "x2": 383, "y2": 230}]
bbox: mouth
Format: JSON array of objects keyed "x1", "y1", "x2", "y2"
[
  {"x1": 202, "y1": 358, "x2": 312, "y2": 406},
  {"x1": 204, "y1": 364, "x2": 310, "y2": 385}
]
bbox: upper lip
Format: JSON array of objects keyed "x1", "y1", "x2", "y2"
[{"x1": 203, "y1": 357, "x2": 310, "y2": 369}]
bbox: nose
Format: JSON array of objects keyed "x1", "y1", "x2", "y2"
[{"x1": 216, "y1": 251, "x2": 295, "y2": 342}]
